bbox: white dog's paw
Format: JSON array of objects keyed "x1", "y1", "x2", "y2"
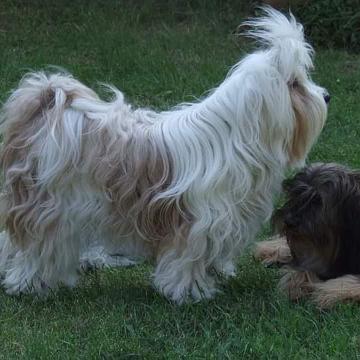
[
  {"x1": 80, "y1": 245, "x2": 139, "y2": 271},
  {"x1": 3, "y1": 264, "x2": 79, "y2": 296},
  {"x1": 154, "y1": 271, "x2": 218, "y2": 304},
  {"x1": 158, "y1": 281, "x2": 219, "y2": 305},
  {"x1": 213, "y1": 260, "x2": 236, "y2": 279},
  {"x1": 3, "y1": 270, "x2": 53, "y2": 296}
]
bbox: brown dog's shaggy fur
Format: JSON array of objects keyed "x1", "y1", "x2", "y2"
[{"x1": 255, "y1": 163, "x2": 360, "y2": 308}]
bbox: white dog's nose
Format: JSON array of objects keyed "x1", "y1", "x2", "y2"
[{"x1": 324, "y1": 93, "x2": 331, "y2": 104}]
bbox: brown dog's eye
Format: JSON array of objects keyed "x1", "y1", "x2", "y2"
[{"x1": 292, "y1": 79, "x2": 299, "y2": 87}]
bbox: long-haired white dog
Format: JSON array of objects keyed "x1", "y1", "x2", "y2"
[{"x1": 0, "y1": 8, "x2": 328, "y2": 303}]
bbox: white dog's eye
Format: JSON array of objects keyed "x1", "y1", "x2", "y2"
[{"x1": 292, "y1": 79, "x2": 300, "y2": 88}]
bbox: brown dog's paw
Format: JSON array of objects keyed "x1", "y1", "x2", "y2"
[
  {"x1": 312, "y1": 275, "x2": 360, "y2": 308},
  {"x1": 279, "y1": 269, "x2": 320, "y2": 301},
  {"x1": 254, "y1": 235, "x2": 292, "y2": 266}
]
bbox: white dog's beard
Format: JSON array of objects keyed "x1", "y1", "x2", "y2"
[{"x1": 0, "y1": 7, "x2": 327, "y2": 303}]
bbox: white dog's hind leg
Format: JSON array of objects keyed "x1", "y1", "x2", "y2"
[
  {"x1": 1, "y1": 224, "x2": 81, "y2": 295},
  {"x1": 80, "y1": 229, "x2": 150, "y2": 271},
  {"x1": 0, "y1": 231, "x2": 17, "y2": 277},
  {"x1": 79, "y1": 245, "x2": 139, "y2": 271}
]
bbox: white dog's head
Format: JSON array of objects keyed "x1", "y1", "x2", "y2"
[{"x1": 225, "y1": 7, "x2": 328, "y2": 168}]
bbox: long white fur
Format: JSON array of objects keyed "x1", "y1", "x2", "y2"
[{"x1": 0, "y1": 7, "x2": 327, "y2": 303}]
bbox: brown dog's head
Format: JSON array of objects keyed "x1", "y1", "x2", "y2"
[{"x1": 273, "y1": 163, "x2": 360, "y2": 280}]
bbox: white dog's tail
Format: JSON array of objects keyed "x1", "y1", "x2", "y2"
[
  {"x1": 0, "y1": 71, "x2": 102, "y2": 186},
  {"x1": 1, "y1": 71, "x2": 98, "y2": 136},
  {"x1": 0, "y1": 71, "x2": 99, "y2": 245}
]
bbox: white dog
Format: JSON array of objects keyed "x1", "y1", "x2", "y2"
[{"x1": 0, "y1": 8, "x2": 328, "y2": 303}]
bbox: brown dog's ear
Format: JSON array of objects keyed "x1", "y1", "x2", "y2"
[{"x1": 271, "y1": 165, "x2": 324, "y2": 236}]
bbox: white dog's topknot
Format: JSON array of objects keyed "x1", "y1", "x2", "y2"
[
  {"x1": 244, "y1": 6, "x2": 305, "y2": 45},
  {"x1": 243, "y1": 6, "x2": 314, "y2": 81}
]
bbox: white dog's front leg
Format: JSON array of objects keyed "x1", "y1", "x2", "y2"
[
  {"x1": 213, "y1": 259, "x2": 237, "y2": 279},
  {"x1": 153, "y1": 249, "x2": 218, "y2": 304}
]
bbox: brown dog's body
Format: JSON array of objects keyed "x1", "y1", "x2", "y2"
[{"x1": 256, "y1": 163, "x2": 360, "y2": 307}]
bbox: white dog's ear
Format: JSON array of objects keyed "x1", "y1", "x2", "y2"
[
  {"x1": 233, "y1": 62, "x2": 294, "y2": 160},
  {"x1": 245, "y1": 7, "x2": 313, "y2": 81}
]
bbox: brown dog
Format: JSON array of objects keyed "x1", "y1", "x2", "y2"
[{"x1": 255, "y1": 163, "x2": 360, "y2": 308}]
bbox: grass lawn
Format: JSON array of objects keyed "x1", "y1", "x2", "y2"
[{"x1": 1, "y1": 1, "x2": 360, "y2": 359}]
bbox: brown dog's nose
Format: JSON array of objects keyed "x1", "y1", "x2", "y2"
[{"x1": 324, "y1": 94, "x2": 331, "y2": 104}]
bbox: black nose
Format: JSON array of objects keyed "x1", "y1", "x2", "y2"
[
  {"x1": 284, "y1": 214, "x2": 299, "y2": 228},
  {"x1": 324, "y1": 94, "x2": 331, "y2": 104}
]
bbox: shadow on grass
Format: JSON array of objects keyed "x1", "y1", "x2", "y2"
[{"x1": 0, "y1": 254, "x2": 289, "y2": 315}]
